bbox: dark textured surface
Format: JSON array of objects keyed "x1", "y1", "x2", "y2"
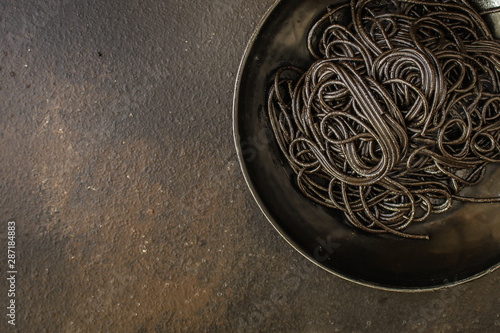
[{"x1": 1, "y1": 0, "x2": 500, "y2": 332}]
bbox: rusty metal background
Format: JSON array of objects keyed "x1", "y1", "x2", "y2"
[{"x1": 2, "y1": 0, "x2": 500, "y2": 331}]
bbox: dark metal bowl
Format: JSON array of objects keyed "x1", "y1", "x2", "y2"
[{"x1": 233, "y1": 0, "x2": 500, "y2": 291}]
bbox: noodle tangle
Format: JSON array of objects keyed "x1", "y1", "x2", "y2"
[{"x1": 268, "y1": 0, "x2": 500, "y2": 239}]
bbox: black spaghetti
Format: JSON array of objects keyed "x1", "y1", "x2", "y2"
[{"x1": 267, "y1": 0, "x2": 500, "y2": 239}]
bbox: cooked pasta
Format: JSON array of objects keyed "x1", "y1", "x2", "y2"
[{"x1": 268, "y1": 0, "x2": 500, "y2": 239}]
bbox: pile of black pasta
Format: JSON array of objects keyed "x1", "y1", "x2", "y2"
[{"x1": 268, "y1": 0, "x2": 500, "y2": 239}]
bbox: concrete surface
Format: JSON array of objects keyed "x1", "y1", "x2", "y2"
[{"x1": 1, "y1": 0, "x2": 500, "y2": 332}]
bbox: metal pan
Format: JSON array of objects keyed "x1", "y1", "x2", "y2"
[{"x1": 233, "y1": 0, "x2": 500, "y2": 291}]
